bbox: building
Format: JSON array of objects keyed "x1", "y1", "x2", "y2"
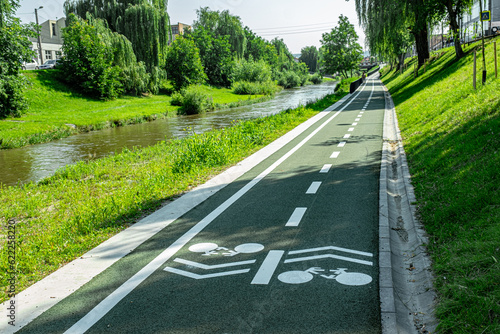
[
  {"x1": 461, "y1": 0, "x2": 500, "y2": 42},
  {"x1": 29, "y1": 18, "x2": 66, "y2": 64},
  {"x1": 169, "y1": 22, "x2": 191, "y2": 44}
]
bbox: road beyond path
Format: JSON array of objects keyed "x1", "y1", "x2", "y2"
[{"x1": 12, "y1": 76, "x2": 388, "y2": 334}]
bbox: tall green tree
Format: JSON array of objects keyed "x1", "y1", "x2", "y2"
[
  {"x1": 165, "y1": 37, "x2": 207, "y2": 90},
  {"x1": 320, "y1": 15, "x2": 363, "y2": 78},
  {"x1": 0, "y1": 0, "x2": 37, "y2": 118},
  {"x1": 64, "y1": 0, "x2": 170, "y2": 78},
  {"x1": 193, "y1": 7, "x2": 246, "y2": 58},
  {"x1": 299, "y1": 46, "x2": 319, "y2": 72},
  {"x1": 187, "y1": 26, "x2": 232, "y2": 87}
]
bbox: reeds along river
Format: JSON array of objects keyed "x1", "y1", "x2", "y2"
[{"x1": 0, "y1": 81, "x2": 337, "y2": 187}]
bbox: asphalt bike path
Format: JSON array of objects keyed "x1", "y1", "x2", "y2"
[{"x1": 18, "y1": 77, "x2": 386, "y2": 334}]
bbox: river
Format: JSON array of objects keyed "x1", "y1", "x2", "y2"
[{"x1": 0, "y1": 81, "x2": 337, "y2": 186}]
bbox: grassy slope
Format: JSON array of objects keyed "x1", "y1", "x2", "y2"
[
  {"x1": 0, "y1": 80, "x2": 351, "y2": 303},
  {"x1": 0, "y1": 71, "x2": 265, "y2": 149},
  {"x1": 381, "y1": 39, "x2": 499, "y2": 333}
]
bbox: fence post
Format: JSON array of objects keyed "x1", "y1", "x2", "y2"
[{"x1": 473, "y1": 51, "x2": 477, "y2": 90}]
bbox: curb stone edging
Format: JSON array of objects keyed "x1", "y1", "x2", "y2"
[{"x1": 379, "y1": 78, "x2": 438, "y2": 334}]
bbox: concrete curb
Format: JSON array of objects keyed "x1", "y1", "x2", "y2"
[
  {"x1": 1, "y1": 90, "x2": 354, "y2": 334},
  {"x1": 379, "y1": 79, "x2": 438, "y2": 334}
]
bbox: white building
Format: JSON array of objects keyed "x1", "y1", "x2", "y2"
[{"x1": 29, "y1": 18, "x2": 66, "y2": 64}]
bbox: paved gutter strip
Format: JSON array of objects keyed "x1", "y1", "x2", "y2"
[
  {"x1": 0, "y1": 91, "x2": 354, "y2": 334},
  {"x1": 380, "y1": 80, "x2": 438, "y2": 334}
]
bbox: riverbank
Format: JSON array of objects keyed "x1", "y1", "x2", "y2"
[
  {"x1": 0, "y1": 71, "x2": 268, "y2": 149},
  {"x1": 0, "y1": 79, "x2": 352, "y2": 303},
  {"x1": 381, "y1": 38, "x2": 499, "y2": 333}
]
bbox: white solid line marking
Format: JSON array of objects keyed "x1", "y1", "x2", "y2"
[
  {"x1": 330, "y1": 151, "x2": 340, "y2": 158},
  {"x1": 284, "y1": 254, "x2": 373, "y2": 266},
  {"x1": 338, "y1": 141, "x2": 346, "y2": 147},
  {"x1": 164, "y1": 267, "x2": 250, "y2": 279},
  {"x1": 348, "y1": 127, "x2": 355, "y2": 132},
  {"x1": 320, "y1": 164, "x2": 332, "y2": 173},
  {"x1": 63, "y1": 71, "x2": 372, "y2": 334},
  {"x1": 251, "y1": 250, "x2": 285, "y2": 284},
  {"x1": 352, "y1": 122, "x2": 358, "y2": 126},
  {"x1": 343, "y1": 134, "x2": 351, "y2": 139},
  {"x1": 285, "y1": 207, "x2": 307, "y2": 227},
  {"x1": 306, "y1": 181, "x2": 322, "y2": 194},
  {"x1": 173, "y1": 258, "x2": 256, "y2": 269}
]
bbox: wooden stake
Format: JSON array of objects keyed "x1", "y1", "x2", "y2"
[
  {"x1": 473, "y1": 51, "x2": 477, "y2": 90},
  {"x1": 495, "y1": 41, "x2": 498, "y2": 79}
]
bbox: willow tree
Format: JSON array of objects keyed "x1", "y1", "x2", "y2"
[
  {"x1": 355, "y1": 0, "x2": 413, "y2": 71},
  {"x1": 64, "y1": 0, "x2": 170, "y2": 74},
  {"x1": 193, "y1": 7, "x2": 246, "y2": 58}
]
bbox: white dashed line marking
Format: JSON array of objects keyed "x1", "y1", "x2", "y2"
[
  {"x1": 338, "y1": 141, "x2": 346, "y2": 148},
  {"x1": 348, "y1": 127, "x2": 355, "y2": 132},
  {"x1": 343, "y1": 134, "x2": 351, "y2": 139},
  {"x1": 330, "y1": 151, "x2": 341, "y2": 158},
  {"x1": 285, "y1": 208, "x2": 307, "y2": 227},
  {"x1": 306, "y1": 182, "x2": 322, "y2": 194},
  {"x1": 320, "y1": 164, "x2": 332, "y2": 173}
]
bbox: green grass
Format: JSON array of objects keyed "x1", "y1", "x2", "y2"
[
  {"x1": 0, "y1": 71, "x2": 265, "y2": 149},
  {"x1": 0, "y1": 82, "x2": 350, "y2": 303},
  {"x1": 381, "y1": 39, "x2": 500, "y2": 333}
]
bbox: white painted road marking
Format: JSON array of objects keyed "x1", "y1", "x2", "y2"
[
  {"x1": 164, "y1": 267, "x2": 250, "y2": 279},
  {"x1": 343, "y1": 134, "x2": 351, "y2": 139},
  {"x1": 284, "y1": 254, "x2": 373, "y2": 266},
  {"x1": 338, "y1": 141, "x2": 346, "y2": 147},
  {"x1": 355, "y1": 118, "x2": 361, "y2": 121},
  {"x1": 306, "y1": 182, "x2": 322, "y2": 194},
  {"x1": 348, "y1": 127, "x2": 355, "y2": 132},
  {"x1": 172, "y1": 258, "x2": 256, "y2": 269},
  {"x1": 288, "y1": 245, "x2": 373, "y2": 257},
  {"x1": 320, "y1": 164, "x2": 332, "y2": 173},
  {"x1": 286, "y1": 208, "x2": 307, "y2": 227},
  {"x1": 62, "y1": 75, "x2": 372, "y2": 334},
  {"x1": 251, "y1": 250, "x2": 285, "y2": 285},
  {"x1": 330, "y1": 151, "x2": 340, "y2": 158}
]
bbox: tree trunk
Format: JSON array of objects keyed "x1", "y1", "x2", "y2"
[
  {"x1": 446, "y1": 0, "x2": 465, "y2": 59},
  {"x1": 414, "y1": 28, "x2": 429, "y2": 68}
]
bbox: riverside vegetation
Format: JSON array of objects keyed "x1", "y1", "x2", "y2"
[
  {"x1": 381, "y1": 37, "x2": 499, "y2": 333},
  {"x1": 0, "y1": 78, "x2": 354, "y2": 303}
]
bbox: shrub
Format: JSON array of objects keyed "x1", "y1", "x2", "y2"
[
  {"x1": 170, "y1": 91, "x2": 184, "y2": 106},
  {"x1": 165, "y1": 37, "x2": 207, "y2": 90},
  {"x1": 310, "y1": 73, "x2": 323, "y2": 84},
  {"x1": 231, "y1": 59, "x2": 272, "y2": 83},
  {"x1": 232, "y1": 80, "x2": 278, "y2": 95},
  {"x1": 0, "y1": 74, "x2": 29, "y2": 118},
  {"x1": 277, "y1": 70, "x2": 302, "y2": 88},
  {"x1": 177, "y1": 85, "x2": 215, "y2": 115}
]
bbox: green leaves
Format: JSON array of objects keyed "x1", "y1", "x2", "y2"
[{"x1": 165, "y1": 37, "x2": 206, "y2": 90}]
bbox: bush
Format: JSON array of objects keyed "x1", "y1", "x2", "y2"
[
  {"x1": 232, "y1": 80, "x2": 278, "y2": 95},
  {"x1": 310, "y1": 73, "x2": 323, "y2": 84},
  {"x1": 277, "y1": 70, "x2": 302, "y2": 88},
  {"x1": 165, "y1": 37, "x2": 207, "y2": 90},
  {"x1": 0, "y1": 74, "x2": 29, "y2": 118},
  {"x1": 170, "y1": 91, "x2": 184, "y2": 106},
  {"x1": 177, "y1": 85, "x2": 215, "y2": 115},
  {"x1": 231, "y1": 59, "x2": 272, "y2": 83}
]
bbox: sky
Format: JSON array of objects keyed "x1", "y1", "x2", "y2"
[{"x1": 16, "y1": 0, "x2": 366, "y2": 54}]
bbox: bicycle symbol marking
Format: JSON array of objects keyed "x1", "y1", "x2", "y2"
[
  {"x1": 165, "y1": 243, "x2": 374, "y2": 286},
  {"x1": 188, "y1": 242, "x2": 265, "y2": 257},
  {"x1": 277, "y1": 267, "x2": 372, "y2": 286}
]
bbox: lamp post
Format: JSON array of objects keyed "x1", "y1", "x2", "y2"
[{"x1": 35, "y1": 6, "x2": 43, "y2": 65}]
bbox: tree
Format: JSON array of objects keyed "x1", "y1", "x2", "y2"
[
  {"x1": 64, "y1": 0, "x2": 171, "y2": 90},
  {"x1": 187, "y1": 26, "x2": 232, "y2": 87},
  {"x1": 299, "y1": 46, "x2": 319, "y2": 72},
  {"x1": 320, "y1": 15, "x2": 363, "y2": 78},
  {"x1": 0, "y1": 0, "x2": 37, "y2": 118},
  {"x1": 437, "y1": 0, "x2": 473, "y2": 59},
  {"x1": 165, "y1": 37, "x2": 207, "y2": 90},
  {"x1": 193, "y1": 7, "x2": 246, "y2": 58}
]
